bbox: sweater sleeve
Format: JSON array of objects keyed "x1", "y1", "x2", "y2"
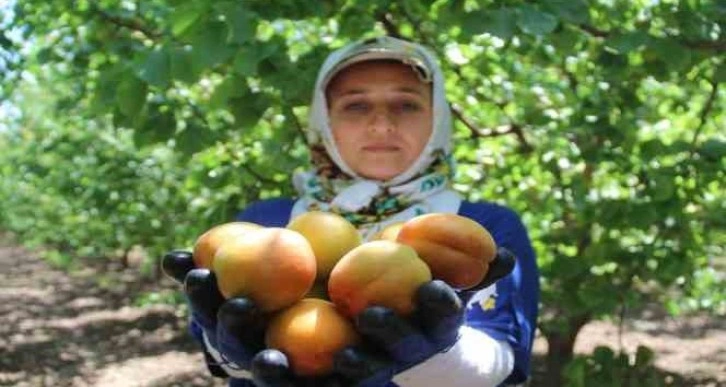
[
  {"x1": 392, "y1": 327, "x2": 514, "y2": 387},
  {"x1": 459, "y1": 202, "x2": 540, "y2": 385},
  {"x1": 234, "y1": 198, "x2": 296, "y2": 227}
]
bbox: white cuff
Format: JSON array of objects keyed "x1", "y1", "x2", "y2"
[
  {"x1": 202, "y1": 330, "x2": 253, "y2": 379},
  {"x1": 392, "y1": 326, "x2": 514, "y2": 387}
]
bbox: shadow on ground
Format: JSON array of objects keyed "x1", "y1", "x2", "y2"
[{"x1": 0, "y1": 235, "x2": 224, "y2": 387}]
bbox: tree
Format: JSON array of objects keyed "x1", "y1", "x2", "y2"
[{"x1": 2, "y1": 0, "x2": 724, "y2": 384}]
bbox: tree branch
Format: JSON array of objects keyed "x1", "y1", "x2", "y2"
[
  {"x1": 559, "y1": 59, "x2": 579, "y2": 93},
  {"x1": 680, "y1": 39, "x2": 726, "y2": 51},
  {"x1": 576, "y1": 23, "x2": 726, "y2": 51},
  {"x1": 284, "y1": 106, "x2": 308, "y2": 144},
  {"x1": 690, "y1": 79, "x2": 719, "y2": 151},
  {"x1": 376, "y1": 12, "x2": 403, "y2": 39},
  {"x1": 240, "y1": 163, "x2": 278, "y2": 185},
  {"x1": 577, "y1": 23, "x2": 609, "y2": 39},
  {"x1": 451, "y1": 105, "x2": 533, "y2": 152},
  {"x1": 91, "y1": 6, "x2": 160, "y2": 40}
]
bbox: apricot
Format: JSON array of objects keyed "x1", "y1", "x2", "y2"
[
  {"x1": 328, "y1": 240, "x2": 432, "y2": 318},
  {"x1": 370, "y1": 222, "x2": 405, "y2": 241},
  {"x1": 287, "y1": 211, "x2": 362, "y2": 279},
  {"x1": 213, "y1": 227, "x2": 316, "y2": 312},
  {"x1": 396, "y1": 213, "x2": 497, "y2": 289},
  {"x1": 265, "y1": 298, "x2": 360, "y2": 376},
  {"x1": 193, "y1": 222, "x2": 261, "y2": 269}
]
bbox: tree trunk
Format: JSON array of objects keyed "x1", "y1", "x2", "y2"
[{"x1": 542, "y1": 315, "x2": 590, "y2": 387}]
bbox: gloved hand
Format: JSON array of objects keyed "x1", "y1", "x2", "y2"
[
  {"x1": 161, "y1": 250, "x2": 268, "y2": 381},
  {"x1": 457, "y1": 247, "x2": 516, "y2": 304},
  {"x1": 251, "y1": 248, "x2": 517, "y2": 387}
]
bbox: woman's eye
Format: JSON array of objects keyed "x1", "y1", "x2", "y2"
[
  {"x1": 343, "y1": 102, "x2": 369, "y2": 112},
  {"x1": 399, "y1": 101, "x2": 421, "y2": 112}
]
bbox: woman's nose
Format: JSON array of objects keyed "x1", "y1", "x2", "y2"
[{"x1": 368, "y1": 111, "x2": 395, "y2": 133}]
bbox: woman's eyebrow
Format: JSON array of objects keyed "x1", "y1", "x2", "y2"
[
  {"x1": 395, "y1": 86, "x2": 427, "y2": 95},
  {"x1": 333, "y1": 87, "x2": 427, "y2": 97}
]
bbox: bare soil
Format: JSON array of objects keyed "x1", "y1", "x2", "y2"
[{"x1": 1, "y1": 234, "x2": 724, "y2": 386}]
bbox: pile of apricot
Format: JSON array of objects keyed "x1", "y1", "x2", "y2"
[{"x1": 184, "y1": 211, "x2": 498, "y2": 377}]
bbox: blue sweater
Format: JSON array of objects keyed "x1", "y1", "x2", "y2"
[{"x1": 197, "y1": 198, "x2": 539, "y2": 386}]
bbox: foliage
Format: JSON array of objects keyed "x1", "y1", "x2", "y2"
[
  {"x1": 564, "y1": 346, "x2": 668, "y2": 387},
  {"x1": 1, "y1": 0, "x2": 725, "y2": 383}
]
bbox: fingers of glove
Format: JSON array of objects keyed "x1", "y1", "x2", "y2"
[
  {"x1": 355, "y1": 306, "x2": 435, "y2": 363},
  {"x1": 161, "y1": 250, "x2": 196, "y2": 284},
  {"x1": 250, "y1": 349, "x2": 295, "y2": 387},
  {"x1": 472, "y1": 247, "x2": 516, "y2": 291},
  {"x1": 250, "y1": 349, "x2": 350, "y2": 387},
  {"x1": 333, "y1": 346, "x2": 396, "y2": 387},
  {"x1": 216, "y1": 297, "x2": 267, "y2": 363},
  {"x1": 413, "y1": 280, "x2": 464, "y2": 346},
  {"x1": 297, "y1": 374, "x2": 349, "y2": 387},
  {"x1": 184, "y1": 268, "x2": 225, "y2": 327}
]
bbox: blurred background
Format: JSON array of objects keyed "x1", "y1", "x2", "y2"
[{"x1": 0, "y1": 0, "x2": 724, "y2": 386}]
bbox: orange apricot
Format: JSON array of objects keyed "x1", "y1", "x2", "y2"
[
  {"x1": 396, "y1": 213, "x2": 497, "y2": 289},
  {"x1": 213, "y1": 227, "x2": 316, "y2": 312},
  {"x1": 265, "y1": 298, "x2": 360, "y2": 376},
  {"x1": 369, "y1": 222, "x2": 405, "y2": 241},
  {"x1": 287, "y1": 211, "x2": 362, "y2": 279},
  {"x1": 192, "y1": 222, "x2": 261, "y2": 269},
  {"x1": 328, "y1": 240, "x2": 432, "y2": 318}
]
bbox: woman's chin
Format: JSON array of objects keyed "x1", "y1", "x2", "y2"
[{"x1": 357, "y1": 169, "x2": 403, "y2": 182}]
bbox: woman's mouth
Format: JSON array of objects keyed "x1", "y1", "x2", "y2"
[{"x1": 362, "y1": 144, "x2": 399, "y2": 152}]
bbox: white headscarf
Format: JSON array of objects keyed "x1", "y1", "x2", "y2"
[{"x1": 291, "y1": 36, "x2": 461, "y2": 240}]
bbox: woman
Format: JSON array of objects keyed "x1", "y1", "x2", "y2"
[{"x1": 173, "y1": 36, "x2": 539, "y2": 387}]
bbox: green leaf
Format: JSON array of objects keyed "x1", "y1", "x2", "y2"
[
  {"x1": 634, "y1": 345, "x2": 655, "y2": 368},
  {"x1": 169, "y1": 46, "x2": 201, "y2": 83},
  {"x1": 190, "y1": 21, "x2": 234, "y2": 69},
  {"x1": 134, "y1": 106, "x2": 176, "y2": 146},
  {"x1": 232, "y1": 45, "x2": 262, "y2": 76},
  {"x1": 563, "y1": 357, "x2": 587, "y2": 387},
  {"x1": 652, "y1": 173, "x2": 675, "y2": 202},
  {"x1": 630, "y1": 204, "x2": 658, "y2": 228},
  {"x1": 714, "y1": 63, "x2": 726, "y2": 83},
  {"x1": 116, "y1": 75, "x2": 147, "y2": 117},
  {"x1": 517, "y1": 5, "x2": 559, "y2": 35},
  {"x1": 544, "y1": 0, "x2": 590, "y2": 24},
  {"x1": 461, "y1": 8, "x2": 516, "y2": 40},
  {"x1": 606, "y1": 31, "x2": 650, "y2": 54},
  {"x1": 229, "y1": 94, "x2": 266, "y2": 129},
  {"x1": 170, "y1": 3, "x2": 208, "y2": 37},
  {"x1": 484, "y1": 8, "x2": 518, "y2": 40},
  {"x1": 649, "y1": 38, "x2": 692, "y2": 72},
  {"x1": 92, "y1": 64, "x2": 126, "y2": 111},
  {"x1": 550, "y1": 28, "x2": 582, "y2": 51},
  {"x1": 137, "y1": 49, "x2": 170, "y2": 88},
  {"x1": 216, "y1": 2, "x2": 258, "y2": 44},
  {"x1": 176, "y1": 126, "x2": 216, "y2": 157},
  {"x1": 700, "y1": 139, "x2": 726, "y2": 160},
  {"x1": 210, "y1": 75, "x2": 249, "y2": 109},
  {"x1": 640, "y1": 139, "x2": 665, "y2": 160}
]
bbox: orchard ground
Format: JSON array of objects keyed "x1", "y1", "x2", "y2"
[{"x1": 1, "y1": 233, "x2": 724, "y2": 387}]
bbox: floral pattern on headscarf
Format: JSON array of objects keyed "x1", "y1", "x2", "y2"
[{"x1": 298, "y1": 144, "x2": 456, "y2": 227}]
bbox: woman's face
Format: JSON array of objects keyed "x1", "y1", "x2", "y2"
[{"x1": 327, "y1": 60, "x2": 433, "y2": 181}]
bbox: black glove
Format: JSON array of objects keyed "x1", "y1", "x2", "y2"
[
  {"x1": 162, "y1": 250, "x2": 268, "y2": 381},
  {"x1": 457, "y1": 247, "x2": 516, "y2": 304}
]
